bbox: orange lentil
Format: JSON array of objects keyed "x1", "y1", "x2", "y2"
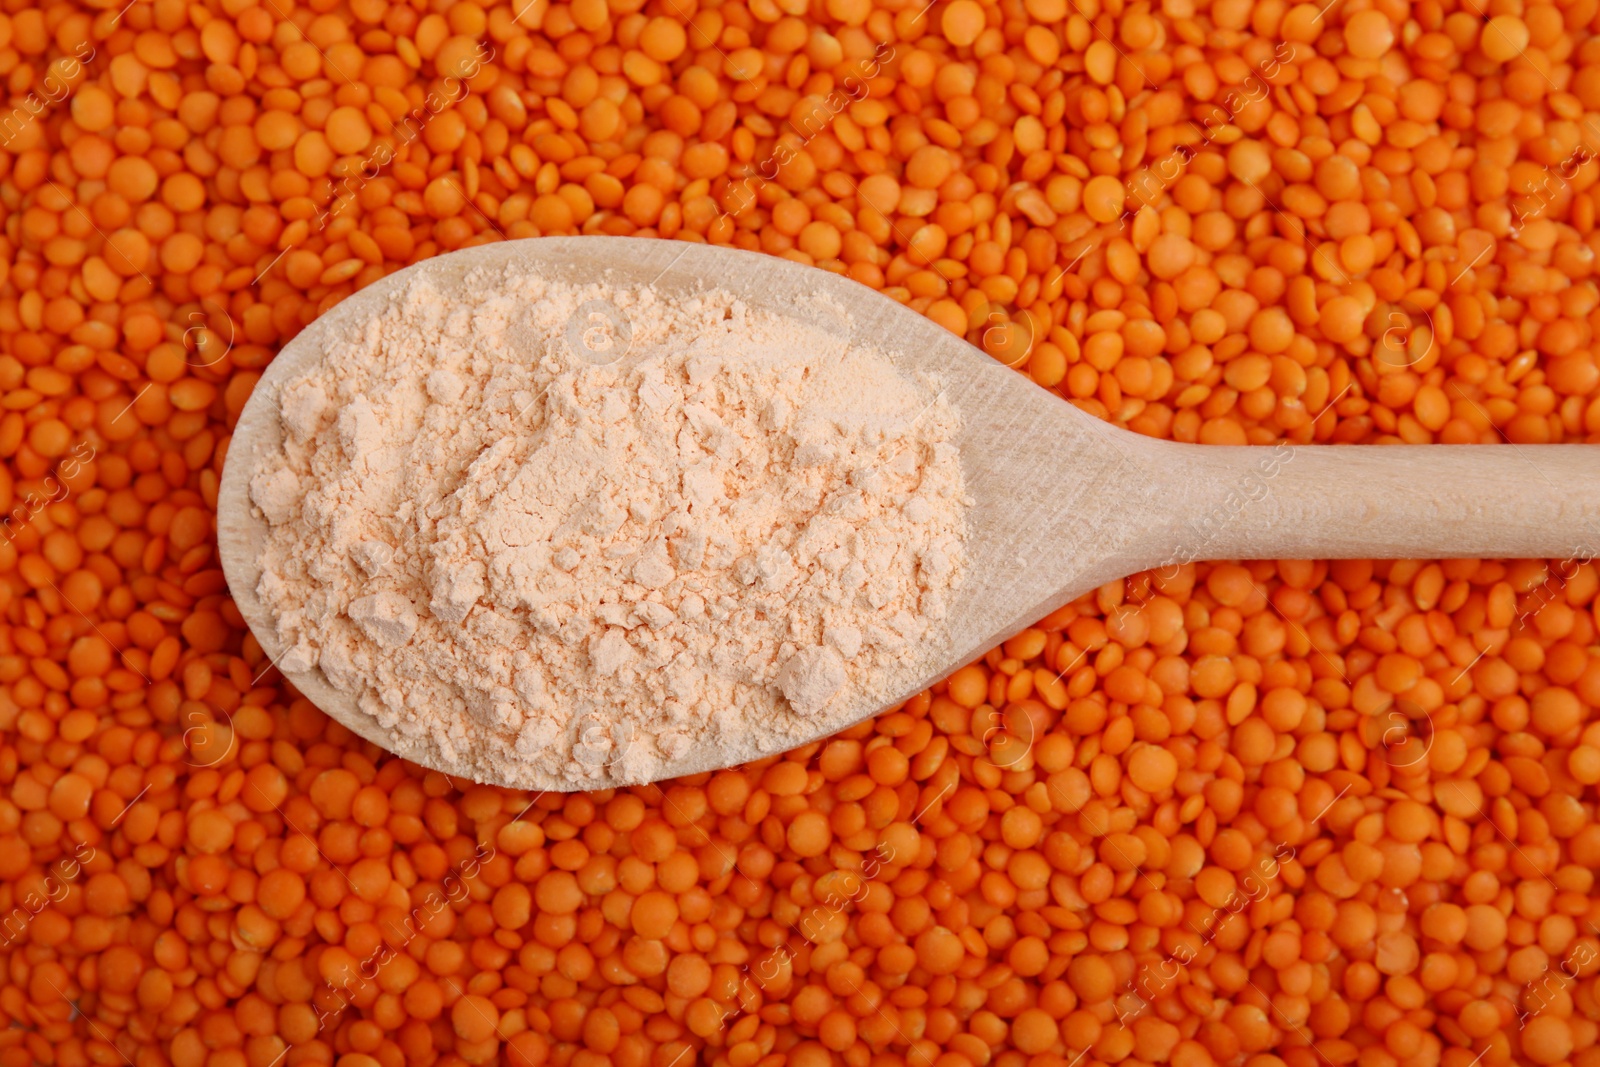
[{"x1": 0, "y1": 2, "x2": 1593, "y2": 1065}]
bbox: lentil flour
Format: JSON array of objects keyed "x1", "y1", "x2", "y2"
[{"x1": 250, "y1": 267, "x2": 968, "y2": 787}]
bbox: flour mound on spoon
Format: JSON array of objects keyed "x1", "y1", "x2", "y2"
[{"x1": 250, "y1": 267, "x2": 967, "y2": 787}]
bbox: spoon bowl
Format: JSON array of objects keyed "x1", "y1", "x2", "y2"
[{"x1": 220, "y1": 236, "x2": 1600, "y2": 790}]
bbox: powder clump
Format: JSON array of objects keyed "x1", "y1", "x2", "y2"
[
  {"x1": 777, "y1": 647, "x2": 849, "y2": 716},
  {"x1": 252, "y1": 267, "x2": 967, "y2": 786}
]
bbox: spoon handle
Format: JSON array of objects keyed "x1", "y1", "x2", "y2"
[{"x1": 1143, "y1": 442, "x2": 1600, "y2": 565}]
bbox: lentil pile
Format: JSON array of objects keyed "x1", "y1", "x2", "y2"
[{"x1": 1, "y1": 0, "x2": 1599, "y2": 1063}]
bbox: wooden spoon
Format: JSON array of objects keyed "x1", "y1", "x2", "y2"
[{"x1": 219, "y1": 237, "x2": 1600, "y2": 791}]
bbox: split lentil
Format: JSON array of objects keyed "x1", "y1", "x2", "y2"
[{"x1": 1, "y1": 0, "x2": 1600, "y2": 1066}]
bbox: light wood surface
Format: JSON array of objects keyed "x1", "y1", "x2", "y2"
[{"x1": 218, "y1": 237, "x2": 1600, "y2": 790}]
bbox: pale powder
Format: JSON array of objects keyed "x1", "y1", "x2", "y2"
[{"x1": 251, "y1": 266, "x2": 967, "y2": 787}]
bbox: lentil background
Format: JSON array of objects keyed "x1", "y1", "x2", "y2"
[{"x1": 1, "y1": 0, "x2": 1599, "y2": 1063}]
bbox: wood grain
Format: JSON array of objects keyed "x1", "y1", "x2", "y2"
[{"x1": 219, "y1": 236, "x2": 1600, "y2": 791}]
